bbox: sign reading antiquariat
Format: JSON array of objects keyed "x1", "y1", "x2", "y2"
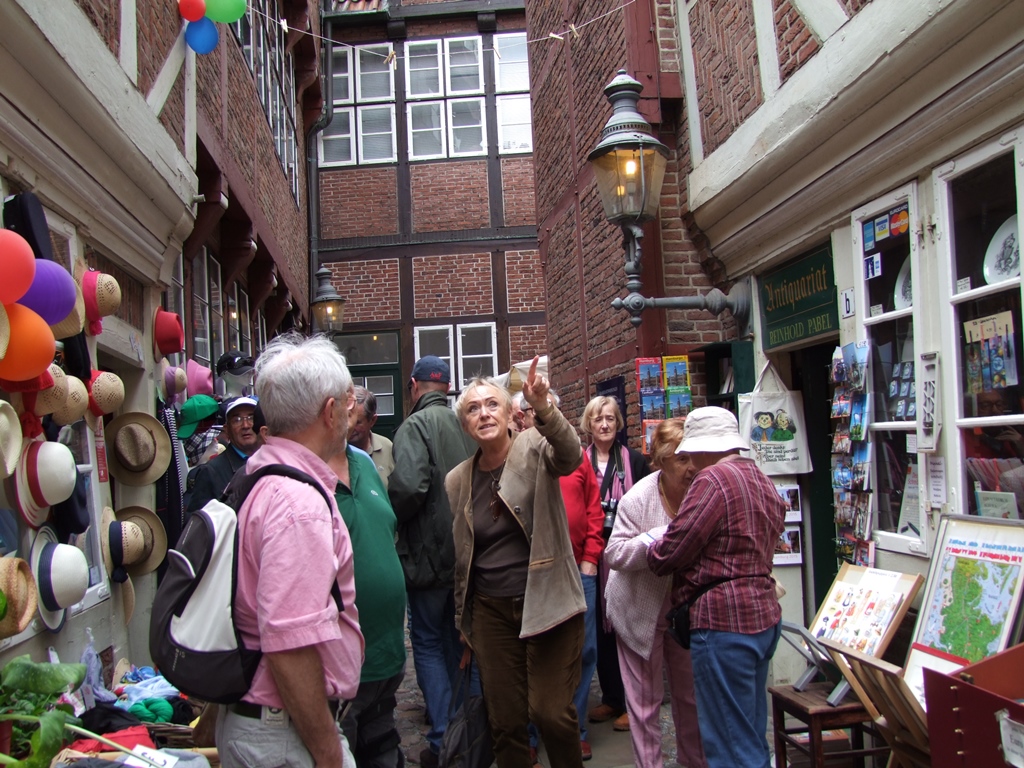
[{"x1": 759, "y1": 244, "x2": 839, "y2": 350}]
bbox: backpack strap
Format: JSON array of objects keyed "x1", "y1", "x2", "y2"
[{"x1": 224, "y1": 463, "x2": 344, "y2": 612}]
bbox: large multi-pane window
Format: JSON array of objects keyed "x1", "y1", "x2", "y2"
[
  {"x1": 320, "y1": 33, "x2": 532, "y2": 167},
  {"x1": 230, "y1": 10, "x2": 300, "y2": 200},
  {"x1": 413, "y1": 322, "x2": 498, "y2": 390}
]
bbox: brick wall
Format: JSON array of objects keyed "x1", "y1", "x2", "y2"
[
  {"x1": 328, "y1": 259, "x2": 401, "y2": 323},
  {"x1": 320, "y1": 167, "x2": 399, "y2": 239},
  {"x1": 411, "y1": 161, "x2": 490, "y2": 233},
  {"x1": 501, "y1": 158, "x2": 536, "y2": 227},
  {"x1": 505, "y1": 249, "x2": 544, "y2": 312},
  {"x1": 413, "y1": 252, "x2": 493, "y2": 318},
  {"x1": 510, "y1": 325, "x2": 547, "y2": 363},
  {"x1": 775, "y1": 0, "x2": 820, "y2": 83},
  {"x1": 689, "y1": 0, "x2": 764, "y2": 154},
  {"x1": 137, "y1": 0, "x2": 179, "y2": 95},
  {"x1": 655, "y1": 0, "x2": 682, "y2": 75},
  {"x1": 74, "y1": 0, "x2": 119, "y2": 59}
]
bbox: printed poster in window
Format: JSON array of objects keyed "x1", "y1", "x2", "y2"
[
  {"x1": 636, "y1": 357, "x2": 663, "y2": 392},
  {"x1": 964, "y1": 312, "x2": 1018, "y2": 392},
  {"x1": 662, "y1": 355, "x2": 690, "y2": 388}
]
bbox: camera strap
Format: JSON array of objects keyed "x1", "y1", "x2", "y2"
[{"x1": 592, "y1": 443, "x2": 624, "y2": 503}]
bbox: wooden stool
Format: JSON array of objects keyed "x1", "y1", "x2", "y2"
[{"x1": 770, "y1": 681, "x2": 890, "y2": 768}]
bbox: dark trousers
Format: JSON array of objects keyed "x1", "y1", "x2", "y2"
[
  {"x1": 595, "y1": 571, "x2": 626, "y2": 712},
  {"x1": 340, "y1": 668, "x2": 406, "y2": 768},
  {"x1": 472, "y1": 593, "x2": 585, "y2": 768}
]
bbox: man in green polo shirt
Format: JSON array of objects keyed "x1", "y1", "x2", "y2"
[{"x1": 328, "y1": 435, "x2": 407, "y2": 767}]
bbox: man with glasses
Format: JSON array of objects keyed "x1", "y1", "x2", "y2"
[{"x1": 187, "y1": 396, "x2": 263, "y2": 513}]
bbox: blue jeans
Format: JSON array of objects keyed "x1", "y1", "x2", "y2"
[
  {"x1": 690, "y1": 622, "x2": 781, "y2": 768},
  {"x1": 407, "y1": 588, "x2": 462, "y2": 753},
  {"x1": 529, "y1": 572, "x2": 597, "y2": 748}
]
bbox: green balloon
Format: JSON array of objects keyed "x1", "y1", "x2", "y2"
[{"x1": 204, "y1": 0, "x2": 246, "y2": 24}]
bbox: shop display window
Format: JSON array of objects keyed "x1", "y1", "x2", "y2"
[
  {"x1": 853, "y1": 183, "x2": 926, "y2": 554},
  {"x1": 943, "y1": 145, "x2": 1024, "y2": 517}
]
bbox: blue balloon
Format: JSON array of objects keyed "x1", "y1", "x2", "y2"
[{"x1": 185, "y1": 18, "x2": 218, "y2": 55}]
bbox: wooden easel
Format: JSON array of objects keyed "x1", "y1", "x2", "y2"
[{"x1": 821, "y1": 639, "x2": 931, "y2": 768}]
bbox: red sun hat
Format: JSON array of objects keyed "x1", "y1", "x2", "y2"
[{"x1": 153, "y1": 307, "x2": 184, "y2": 359}]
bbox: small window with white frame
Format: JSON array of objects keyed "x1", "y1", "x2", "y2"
[
  {"x1": 448, "y1": 98, "x2": 486, "y2": 157},
  {"x1": 445, "y1": 37, "x2": 483, "y2": 94},
  {"x1": 332, "y1": 46, "x2": 353, "y2": 103},
  {"x1": 208, "y1": 255, "x2": 225, "y2": 370},
  {"x1": 192, "y1": 250, "x2": 211, "y2": 365},
  {"x1": 406, "y1": 41, "x2": 442, "y2": 98},
  {"x1": 494, "y1": 33, "x2": 529, "y2": 92},
  {"x1": 238, "y1": 288, "x2": 251, "y2": 355},
  {"x1": 851, "y1": 182, "x2": 927, "y2": 556},
  {"x1": 356, "y1": 44, "x2": 395, "y2": 102},
  {"x1": 414, "y1": 325, "x2": 455, "y2": 375},
  {"x1": 358, "y1": 105, "x2": 397, "y2": 164},
  {"x1": 408, "y1": 101, "x2": 446, "y2": 160},
  {"x1": 497, "y1": 94, "x2": 532, "y2": 154},
  {"x1": 936, "y1": 134, "x2": 1024, "y2": 518},
  {"x1": 321, "y1": 107, "x2": 355, "y2": 166},
  {"x1": 457, "y1": 323, "x2": 498, "y2": 387}
]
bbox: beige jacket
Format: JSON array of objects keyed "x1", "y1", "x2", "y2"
[{"x1": 447, "y1": 406, "x2": 586, "y2": 642}]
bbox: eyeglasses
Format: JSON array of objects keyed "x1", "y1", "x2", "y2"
[{"x1": 229, "y1": 413, "x2": 255, "y2": 426}]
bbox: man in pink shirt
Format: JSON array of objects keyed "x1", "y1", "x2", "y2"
[{"x1": 216, "y1": 333, "x2": 365, "y2": 768}]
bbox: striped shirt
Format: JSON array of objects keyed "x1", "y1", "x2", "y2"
[{"x1": 647, "y1": 456, "x2": 784, "y2": 634}]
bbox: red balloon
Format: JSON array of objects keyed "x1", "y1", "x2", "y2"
[
  {"x1": 0, "y1": 230, "x2": 36, "y2": 305},
  {"x1": 179, "y1": 0, "x2": 206, "y2": 22},
  {"x1": 0, "y1": 304, "x2": 56, "y2": 382}
]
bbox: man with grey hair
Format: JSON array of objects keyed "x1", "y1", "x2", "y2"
[
  {"x1": 349, "y1": 386, "x2": 395, "y2": 487},
  {"x1": 217, "y1": 333, "x2": 364, "y2": 768}
]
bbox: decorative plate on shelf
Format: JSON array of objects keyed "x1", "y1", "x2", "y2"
[
  {"x1": 983, "y1": 215, "x2": 1020, "y2": 285},
  {"x1": 893, "y1": 257, "x2": 912, "y2": 310}
]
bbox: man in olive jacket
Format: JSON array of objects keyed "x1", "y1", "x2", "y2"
[{"x1": 388, "y1": 355, "x2": 475, "y2": 767}]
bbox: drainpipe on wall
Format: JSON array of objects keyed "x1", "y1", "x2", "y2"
[{"x1": 307, "y1": 23, "x2": 334, "y2": 315}]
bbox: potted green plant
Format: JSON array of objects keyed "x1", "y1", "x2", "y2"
[{"x1": 0, "y1": 655, "x2": 160, "y2": 767}]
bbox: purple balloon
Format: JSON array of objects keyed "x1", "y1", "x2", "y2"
[{"x1": 19, "y1": 260, "x2": 77, "y2": 326}]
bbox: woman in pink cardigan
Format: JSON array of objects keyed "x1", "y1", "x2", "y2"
[{"x1": 604, "y1": 418, "x2": 707, "y2": 768}]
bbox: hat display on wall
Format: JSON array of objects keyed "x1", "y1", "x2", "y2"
[
  {"x1": 0, "y1": 401, "x2": 22, "y2": 480},
  {"x1": 51, "y1": 469, "x2": 89, "y2": 542},
  {"x1": 100, "y1": 506, "x2": 168, "y2": 581},
  {"x1": 153, "y1": 307, "x2": 184, "y2": 359},
  {"x1": 52, "y1": 375, "x2": 89, "y2": 427},
  {"x1": 177, "y1": 394, "x2": 219, "y2": 440},
  {"x1": 4, "y1": 439, "x2": 78, "y2": 529},
  {"x1": 216, "y1": 350, "x2": 255, "y2": 378},
  {"x1": 157, "y1": 358, "x2": 188, "y2": 403},
  {"x1": 84, "y1": 370, "x2": 125, "y2": 430},
  {"x1": 30, "y1": 524, "x2": 89, "y2": 632},
  {"x1": 104, "y1": 412, "x2": 172, "y2": 487},
  {"x1": 50, "y1": 275, "x2": 86, "y2": 340},
  {"x1": 81, "y1": 268, "x2": 122, "y2": 337},
  {"x1": 186, "y1": 359, "x2": 214, "y2": 397},
  {"x1": 0, "y1": 556, "x2": 38, "y2": 640}
]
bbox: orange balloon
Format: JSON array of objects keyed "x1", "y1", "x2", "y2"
[
  {"x1": 0, "y1": 303, "x2": 56, "y2": 382},
  {"x1": 0, "y1": 230, "x2": 36, "y2": 305}
]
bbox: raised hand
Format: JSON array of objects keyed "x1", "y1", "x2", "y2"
[{"x1": 521, "y1": 355, "x2": 550, "y2": 411}]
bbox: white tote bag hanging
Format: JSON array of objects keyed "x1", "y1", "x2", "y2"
[{"x1": 737, "y1": 361, "x2": 813, "y2": 475}]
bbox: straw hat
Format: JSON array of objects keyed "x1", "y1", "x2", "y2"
[
  {"x1": 50, "y1": 276, "x2": 86, "y2": 340},
  {"x1": 25, "y1": 364, "x2": 68, "y2": 417},
  {"x1": 0, "y1": 556, "x2": 38, "y2": 639},
  {"x1": 153, "y1": 308, "x2": 184, "y2": 359},
  {"x1": 52, "y1": 375, "x2": 89, "y2": 426},
  {"x1": 104, "y1": 412, "x2": 172, "y2": 486},
  {"x1": 84, "y1": 371, "x2": 125, "y2": 430},
  {"x1": 0, "y1": 303, "x2": 9, "y2": 360},
  {"x1": 120, "y1": 575, "x2": 136, "y2": 624},
  {"x1": 100, "y1": 505, "x2": 167, "y2": 579},
  {"x1": 82, "y1": 268, "x2": 121, "y2": 336},
  {"x1": 0, "y1": 401, "x2": 21, "y2": 479},
  {"x1": 30, "y1": 525, "x2": 89, "y2": 632},
  {"x1": 5, "y1": 439, "x2": 77, "y2": 529},
  {"x1": 158, "y1": 358, "x2": 188, "y2": 403}
]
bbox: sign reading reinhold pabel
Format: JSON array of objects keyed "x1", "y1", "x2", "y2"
[{"x1": 759, "y1": 243, "x2": 839, "y2": 350}]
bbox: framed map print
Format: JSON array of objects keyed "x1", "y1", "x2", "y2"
[{"x1": 904, "y1": 514, "x2": 1024, "y2": 708}]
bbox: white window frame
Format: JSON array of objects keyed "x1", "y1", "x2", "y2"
[
  {"x1": 457, "y1": 322, "x2": 498, "y2": 388},
  {"x1": 239, "y1": 288, "x2": 252, "y2": 355},
  {"x1": 444, "y1": 37, "x2": 484, "y2": 95},
  {"x1": 357, "y1": 104, "x2": 397, "y2": 164},
  {"x1": 192, "y1": 250, "x2": 211, "y2": 366},
  {"x1": 935, "y1": 129, "x2": 1024, "y2": 518},
  {"x1": 414, "y1": 325, "x2": 455, "y2": 382},
  {"x1": 852, "y1": 182, "x2": 928, "y2": 558},
  {"x1": 408, "y1": 101, "x2": 447, "y2": 161},
  {"x1": 355, "y1": 43, "x2": 395, "y2": 103},
  {"x1": 208, "y1": 255, "x2": 225, "y2": 373},
  {"x1": 320, "y1": 106, "x2": 356, "y2": 167},
  {"x1": 405, "y1": 40, "x2": 443, "y2": 99},
  {"x1": 332, "y1": 45, "x2": 353, "y2": 104},
  {"x1": 497, "y1": 94, "x2": 533, "y2": 154},
  {"x1": 447, "y1": 97, "x2": 487, "y2": 157},
  {"x1": 494, "y1": 33, "x2": 529, "y2": 92}
]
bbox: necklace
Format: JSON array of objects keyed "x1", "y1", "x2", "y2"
[
  {"x1": 487, "y1": 461, "x2": 506, "y2": 521},
  {"x1": 659, "y1": 474, "x2": 680, "y2": 517}
]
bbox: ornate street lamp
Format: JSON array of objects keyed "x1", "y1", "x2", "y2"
[
  {"x1": 588, "y1": 70, "x2": 751, "y2": 335},
  {"x1": 310, "y1": 265, "x2": 346, "y2": 335}
]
